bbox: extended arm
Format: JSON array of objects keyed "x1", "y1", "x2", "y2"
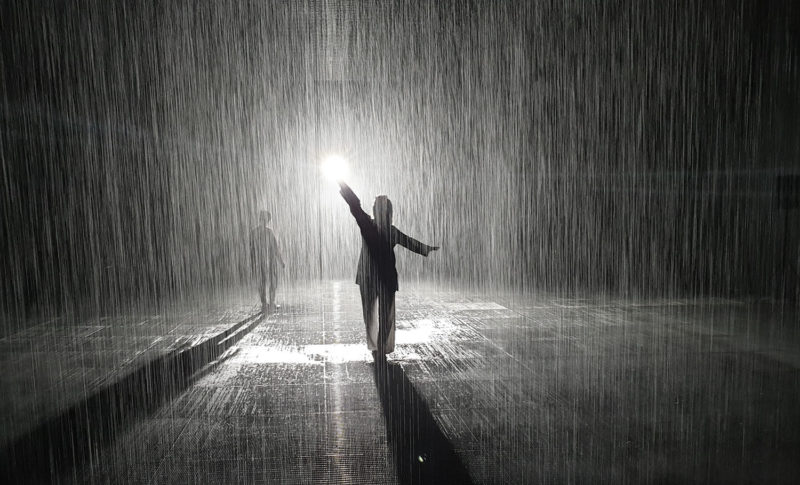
[
  {"x1": 393, "y1": 227, "x2": 439, "y2": 257},
  {"x1": 338, "y1": 181, "x2": 394, "y2": 263},
  {"x1": 338, "y1": 182, "x2": 375, "y2": 236}
]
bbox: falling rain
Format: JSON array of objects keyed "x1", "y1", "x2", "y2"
[{"x1": 1, "y1": 1, "x2": 799, "y2": 484}]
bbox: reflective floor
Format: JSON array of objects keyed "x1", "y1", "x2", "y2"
[
  {"x1": 7, "y1": 281, "x2": 800, "y2": 484},
  {"x1": 0, "y1": 293, "x2": 259, "y2": 451}
]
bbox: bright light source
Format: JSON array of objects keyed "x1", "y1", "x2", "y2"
[{"x1": 321, "y1": 154, "x2": 349, "y2": 183}]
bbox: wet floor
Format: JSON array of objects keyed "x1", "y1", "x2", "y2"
[
  {"x1": 0, "y1": 293, "x2": 259, "y2": 450},
  {"x1": 46, "y1": 281, "x2": 799, "y2": 484}
]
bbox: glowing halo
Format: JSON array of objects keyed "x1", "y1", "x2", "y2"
[{"x1": 320, "y1": 153, "x2": 350, "y2": 183}]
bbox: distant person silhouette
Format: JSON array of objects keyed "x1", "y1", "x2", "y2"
[
  {"x1": 250, "y1": 210, "x2": 285, "y2": 313},
  {"x1": 338, "y1": 182, "x2": 439, "y2": 358}
]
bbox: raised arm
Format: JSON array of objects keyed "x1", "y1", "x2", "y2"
[
  {"x1": 338, "y1": 182, "x2": 373, "y2": 233},
  {"x1": 393, "y1": 227, "x2": 439, "y2": 257},
  {"x1": 338, "y1": 181, "x2": 394, "y2": 263}
]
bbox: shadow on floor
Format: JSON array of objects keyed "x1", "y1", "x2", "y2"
[
  {"x1": 373, "y1": 359, "x2": 474, "y2": 485},
  {"x1": 0, "y1": 312, "x2": 265, "y2": 483}
]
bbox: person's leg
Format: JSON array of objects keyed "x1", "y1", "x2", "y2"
[
  {"x1": 383, "y1": 291, "x2": 396, "y2": 353},
  {"x1": 258, "y1": 266, "x2": 267, "y2": 311},
  {"x1": 268, "y1": 266, "x2": 278, "y2": 308},
  {"x1": 377, "y1": 288, "x2": 395, "y2": 355},
  {"x1": 359, "y1": 285, "x2": 378, "y2": 351}
]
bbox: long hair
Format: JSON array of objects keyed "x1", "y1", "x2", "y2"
[{"x1": 373, "y1": 196, "x2": 392, "y2": 234}]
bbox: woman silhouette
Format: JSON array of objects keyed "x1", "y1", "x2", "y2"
[{"x1": 338, "y1": 181, "x2": 439, "y2": 358}]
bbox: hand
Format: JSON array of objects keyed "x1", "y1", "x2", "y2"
[
  {"x1": 424, "y1": 246, "x2": 440, "y2": 257},
  {"x1": 338, "y1": 182, "x2": 360, "y2": 206}
]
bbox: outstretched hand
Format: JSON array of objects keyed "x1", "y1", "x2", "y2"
[
  {"x1": 424, "y1": 246, "x2": 440, "y2": 257},
  {"x1": 338, "y1": 181, "x2": 360, "y2": 207}
]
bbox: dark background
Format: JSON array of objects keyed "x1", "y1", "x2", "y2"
[{"x1": 2, "y1": 0, "x2": 799, "y2": 319}]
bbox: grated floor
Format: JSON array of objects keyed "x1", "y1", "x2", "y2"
[{"x1": 63, "y1": 281, "x2": 800, "y2": 484}]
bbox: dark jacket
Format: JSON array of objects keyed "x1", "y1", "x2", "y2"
[{"x1": 339, "y1": 183, "x2": 434, "y2": 292}]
